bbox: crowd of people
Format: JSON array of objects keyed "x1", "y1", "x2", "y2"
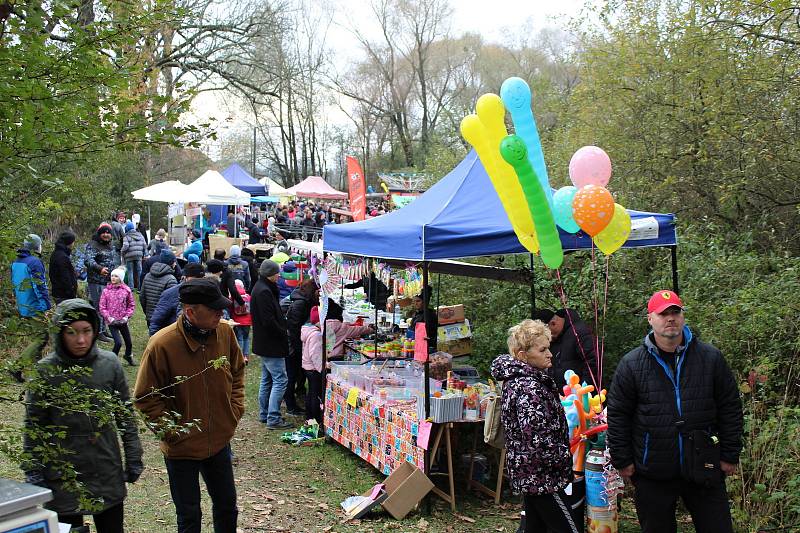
[{"x1": 11, "y1": 208, "x2": 744, "y2": 533}]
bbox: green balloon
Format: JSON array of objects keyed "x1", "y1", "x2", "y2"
[{"x1": 500, "y1": 135, "x2": 563, "y2": 269}]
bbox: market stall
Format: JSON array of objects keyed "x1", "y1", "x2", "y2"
[
  {"x1": 285, "y1": 176, "x2": 348, "y2": 200},
  {"x1": 320, "y1": 149, "x2": 679, "y2": 514}
]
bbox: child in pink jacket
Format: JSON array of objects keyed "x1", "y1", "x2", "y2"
[
  {"x1": 325, "y1": 299, "x2": 373, "y2": 358},
  {"x1": 99, "y1": 267, "x2": 136, "y2": 365},
  {"x1": 301, "y1": 306, "x2": 324, "y2": 424}
]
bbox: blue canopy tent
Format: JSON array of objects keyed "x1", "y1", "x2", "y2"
[
  {"x1": 208, "y1": 163, "x2": 268, "y2": 226},
  {"x1": 324, "y1": 150, "x2": 677, "y2": 261}
]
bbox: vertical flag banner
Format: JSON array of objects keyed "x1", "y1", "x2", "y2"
[{"x1": 346, "y1": 156, "x2": 367, "y2": 221}]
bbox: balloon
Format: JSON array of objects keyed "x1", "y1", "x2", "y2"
[
  {"x1": 499, "y1": 134, "x2": 563, "y2": 269},
  {"x1": 569, "y1": 146, "x2": 612, "y2": 189},
  {"x1": 380, "y1": 182, "x2": 389, "y2": 194},
  {"x1": 460, "y1": 113, "x2": 540, "y2": 254},
  {"x1": 499, "y1": 77, "x2": 554, "y2": 209},
  {"x1": 572, "y1": 184, "x2": 615, "y2": 236},
  {"x1": 552, "y1": 186, "x2": 581, "y2": 233},
  {"x1": 593, "y1": 203, "x2": 632, "y2": 254}
]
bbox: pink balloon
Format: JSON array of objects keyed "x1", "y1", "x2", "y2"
[{"x1": 569, "y1": 146, "x2": 612, "y2": 188}]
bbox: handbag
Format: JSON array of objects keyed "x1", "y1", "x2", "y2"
[
  {"x1": 483, "y1": 387, "x2": 505, "y2": 449},
  {"x1": 682, "y1": 429, "x2": 723, "y2": 487}
]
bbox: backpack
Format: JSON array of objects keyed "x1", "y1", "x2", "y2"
[
  {"x1": 228, "y1": 261, "x2": 248, "y2": 284},
  {"x1": 233, "y1": 299, "x2": 250, "y2": 316}
]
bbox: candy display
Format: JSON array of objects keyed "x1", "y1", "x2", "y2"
[{"x1": 428, "y1": 351, "x2": 453, "y2": 381}]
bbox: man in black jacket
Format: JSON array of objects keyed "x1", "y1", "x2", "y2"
[
  {"x1": 536, "y1": 308, "x2": 600, "y2": 390},
  {"x1": 607, "y1": 290, "x2": 742, "y2": 533},
  {"x1": 49, "y1": 230, "x2": 78, "y2": 303},
  {"x1": 251, "y1": 260, "x2": 292, "y2": 429},
  {"x1": 285, "y1": 279, "x2": 319, "y2": 415}
]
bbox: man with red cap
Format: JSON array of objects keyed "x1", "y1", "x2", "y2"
[{"x1": 607, "y1": 290, "x2": 742, "y2": 533}]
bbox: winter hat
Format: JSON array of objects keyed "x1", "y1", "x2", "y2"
[
  {"x1": 156, "y1": 228, "x2": 167, "y2": 238},
  {"x1": 124, "y1": 221, "x2": 135, "y2": 232},
  {"x1": 183, "y1": 262, "x2": 206, "y2": 278},
  {"x1": 229, "y1": 245, "x2": 241, "y2": 258},
  {"x1": 206, "y1": 259, "x2": 225, "y2": 274},
  {"x1": 281, "y1": 260, "x2": 297, "y2": 273},
  {"x1": 259, "y1": 259, "x2": 280, "y2": 278},
  {"x1": 309, "y1": 306, "x2": 320, "y2": 325},
  {"x1": 97, "y1": 223, "x2": 112, "y2": 235},
  {"x1": 191, "y1": 229, "x2": 201, "y2": 239},
  {"x1": 23, "y1": 234, "x2": 42, "y2": 252},
  {"x1": 111, "y1": 267, "x2": 126, "y2": 281},
  {"x1": 159, "y1": 249, "x2": 176, "y2": 265},
  {"x1": 187, "y1": 253, "x2": 200, "y2": 264},
  {"x1": 533, "y1": 309, "x2": 555, "y2": 324},
  {"x1": 57, "y1": 230, "x2": 76, "y2": 246}
]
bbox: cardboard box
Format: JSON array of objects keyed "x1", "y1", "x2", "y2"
[
  {"x1": 437, "y1": 337, "x2": 472, "y2": 356},
  {"x1": 437, "y1": 320, "x2": 471, "y2": 342},
  {"x1": 381, "y1": 461, "x2": 434, "y2": 519},
  {"x1": 208, "y1": 234, "x2": 244, "y2": 256},
  {"x1": 437, "y1": 304, "x2": 465, "y2": 325},
  {"x1": 344, "y1": 485, "x2": 388, "y2": 519}
]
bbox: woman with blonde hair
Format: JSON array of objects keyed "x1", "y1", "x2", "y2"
[{"x1": 490, "y1": 319, "x2": 577, "y2": 533}]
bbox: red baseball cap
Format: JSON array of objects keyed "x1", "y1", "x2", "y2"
[{"x1": 647, "y1": 290, "x2": 684, "y2": 314}]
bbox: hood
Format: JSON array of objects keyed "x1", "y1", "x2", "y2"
[
  {"x1": 227, "y1": 256, "x2": 242, "y2": 265},
  {"x1": 125, "y1": 229, "x2": 143, "y2": 239},
  {"x1": 643, "y1": 325, "x2": 693, "y2": 354},
  {"x1": 300, "y1": 323, "x2": 320, "y2": 342},
  {"x1": 559, "y1": 308, "x2": 581, "y2": 328},
  {"x1": 290, "y1": 288, "x2": 309, "y2": 302},
  {"x1": 490, "y1": 353, "x2": 541, "y2": 382},
  {"x1": 51, "y1": 298, "x2": 100, "y2": 364},
  {"x1": 54, "y1": 241, "x2": 72, "y2": 255},
  {"x1": 16, "y1": 248, "x2": 32, "y2": 259},
  {"x1": 150, "y1": 262, "x2": 175, "y2": 277}
]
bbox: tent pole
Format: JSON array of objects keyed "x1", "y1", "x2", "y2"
[
  {"x1": 530, "y1": 253, "x2": 536, "y2": 319},
  {"x1": 671, "y1": 246, "x2": 680, "y2": 294},
  {"x1": 372, "y1": 267, "x2": 378, "y2": 357},
  {"x1": 422, "y1": 260, "x2": 431, "y2": 505}
]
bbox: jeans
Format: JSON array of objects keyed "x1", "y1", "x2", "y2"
[
  {"x1": 257, "y1": 356, "x2": 288, "y2": 425},
  {"x1": 87, "y1": 282, "x2": 109, "y2": 334},
  {"x1": 164, "y1": 444, "x2": 238, "y2": 533},
  {"x1": 109, "y1": 323, "x2": 132, "y2": 358},
  {"x1": 125, "y1": 259, "x2": 142, "y2": 290},
  {"x1": 234, "y1": 326, "x2": 250, "y2": 357}
]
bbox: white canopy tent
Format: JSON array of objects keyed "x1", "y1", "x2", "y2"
[
  {"x1": 131, "y1": 180, "x2": 191, "y2": 202},
  {"x1": 186, "y1": 170, "x2": 250, "y2": 205},
  {"x1": 259, "y1": 177, "x2": 292, "y2": 197}
]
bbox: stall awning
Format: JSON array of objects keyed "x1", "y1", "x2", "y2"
[
  {"x1": 184, "y1": 170, "x2": 250, "y2": 205},
  {"x1": 285, "y1": 176, "x2": 348, "y2": 199},
  {"x1": 323, "y1": 151, "x2": 677, "y2": 261},
  {"x1": 132, "y1": 180, "x2": 190, "y2": 203},
  {"x1": 221, "y1": 163, "x2": 266, "y2": 195}
]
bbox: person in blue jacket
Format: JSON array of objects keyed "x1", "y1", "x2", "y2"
[
  {"x1": 182, "y1": 229, "x2": 203, "y2": 259},
  {"x1": 147, "y1": 262, "x2": 206, "y2": 336},
  {"x1": 11, "y1": 234, "x2": 51, "y2": 318}
]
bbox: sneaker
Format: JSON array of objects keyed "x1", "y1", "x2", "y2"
[
  {"x1": 124, "y1": 355, "x2": 136, "y2": 366},
  {"x1": 266, "y1": 420, "x2": 293, "y2": 430},
  {"x1": 98, "y1": 334, "x2": 113, "y2": 343}
]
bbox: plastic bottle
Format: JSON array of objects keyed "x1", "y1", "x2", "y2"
[{"x1": 585, "y1": 447, "x2": 608, "y2": 507}]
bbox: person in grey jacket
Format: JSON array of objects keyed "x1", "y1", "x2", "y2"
[
  {"x1": 121, "y1": 221, "x2": 146, "y2": 290},
  {"x1": 140, "y1": 250, "x2": 178, "y2": 325},
  {"x1": 85, "y1": 223, "x2": 117, "y2": 342},
  {"x1": 23, "y1": 299, "x2": 143, "y2": 531}
]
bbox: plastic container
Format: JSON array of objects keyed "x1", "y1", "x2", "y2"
[
  {"x1": 587, "y1": 504, "x2": 618, "y2": 533},
  {"x1": 585, "y1": 448, "x2": 608, "y2": 507}
]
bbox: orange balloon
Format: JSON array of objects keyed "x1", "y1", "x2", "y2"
[{"x1": 572, "y1": 184, "x2": 615, "y2": 236}]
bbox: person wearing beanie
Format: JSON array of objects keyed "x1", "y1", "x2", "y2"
[
  {"x1": 147, "y1": 228, "x2": 168, "y2": 257},
  {"x1": 187, "y1": 253, "x2": 200, "y2": 264},
  {"x1": 182, "y1": 229, "x2": 203, "y2": 260},
  {"x1": 85, "y1": 223, "x2": 117, "y2": 342},
  {"x1": 251, "y1": 259, "x2": 291, "y2": 429},
  {"x1": 225, "y1": 245, "x2": 251, "y2": 293},
  {"x1": 140, "y1": 246, "x2": 180, "y2": 289},
  {"x1": 148, "y1": 262, "x2": 206, "y2": 336},
  {"x1": 545, "y1": 308, "x2": 599, "y2": 390},
  {"x1": 140, "y1": 249, "x2": 178, "y2": 326},
  {"x1": 49, "y1": 230, "x2": 78, "y2": 303},
  {"x1": 207, "y1": 258, "x2": 245, "y2": 310},
  {"x1": 24, "y1": 298, "x2": 143, "y2": 529},
  {"x1": 134, "y1": 279, "x2": 244, "y2": 533},
  {"x1": 110, "y1": 212, "x2": 127, "y2": 265},
  {"x1": 11, "y1": 233, "x2": 51, "y2": 317},
  {"x1": 121, "y1": 220, "x2": 146, "y2": 290},
  {"x1": 99, "y1": 267, "x2": 136, "y2": 365}
]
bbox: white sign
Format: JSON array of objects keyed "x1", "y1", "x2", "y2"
[
  {"x1": 186, "y1": 207, "x2": 202, "y2": 217},
  {"x1": 628, "y1": 216, "x2": 659, "y2": 241},
  {"x1": 168, "y1": 203, "x2": 183, "y2": 218}
]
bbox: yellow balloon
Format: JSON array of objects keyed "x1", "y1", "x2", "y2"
[
  {"x1": 461, "y1": 113, "x2": 540, "y2": 254},
  {"x1": 476, "y1": 94, "x2": 508, "y2": 142},
  {"x1": 593, "y1": 203, "x2": 632, "y2": 255}
]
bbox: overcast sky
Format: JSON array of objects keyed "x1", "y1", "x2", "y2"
[{"x1": 189, "y1": 0, "x2": 592, "y2": 157}]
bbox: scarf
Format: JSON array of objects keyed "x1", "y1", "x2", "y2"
[{"x1": 182, "y1": 314, "x2": 212, "y2": 342}]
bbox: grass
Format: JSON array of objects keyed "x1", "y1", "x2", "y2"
[{"x1": 0, "y1": 291, "x2": 705, "y2": 531}]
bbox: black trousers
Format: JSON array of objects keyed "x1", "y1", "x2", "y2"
[
  {"x1": 284, "y1": 350, "x2": 305, "y2": 411},
  {"x1": 164, "y1": 444, "x2": 238, "y2": 533},
  {"x1": 304, "y1": 369, "x2": 323, "y2": 424},
  {"x1": 523, "y1": 492, "x2": 580, "y2": 533},
  {"x1": 632, "y1": 474, "x2": 734, "y2": 533},
  {"x1": 59, "y1": 502, "x2": 124, "y2": 533},
  {"x1": 109, "y1": 323, "x2": 132, "y2": 358}
]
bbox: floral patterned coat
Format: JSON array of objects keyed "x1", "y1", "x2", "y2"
[{"x1": 490, "y1": 353, "x2": 572, "y2": 495}]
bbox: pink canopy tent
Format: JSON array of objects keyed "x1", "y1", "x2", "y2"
[{"x1": 285, "y1": 176, "x2": 348, "y2": 199}]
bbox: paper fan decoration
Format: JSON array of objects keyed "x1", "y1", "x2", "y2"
[{"x1": 319, "y1": 259, "x2": 342, "y2": 296}]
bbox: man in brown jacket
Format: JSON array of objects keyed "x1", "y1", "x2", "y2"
[{"x1": 134, "y1": 278, "x2": 245, "y2": 533}]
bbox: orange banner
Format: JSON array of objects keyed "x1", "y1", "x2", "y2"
[{"x1": 346, "y1": 156, "x2": 367, "y2": 222}]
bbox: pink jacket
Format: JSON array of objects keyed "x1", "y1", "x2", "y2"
[
  {"x1": 326, "y1": 320, "x2": 372, "y2": 357},
  {"x1": 301, "y1": 324, "x2": 323, "y2": 372},
  {"x1": 99, "y1": 282, "x2": 135, "y2": 324}
]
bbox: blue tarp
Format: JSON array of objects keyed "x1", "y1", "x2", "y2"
[
  {"x1": 323, "y1": 151, "x2": 677, "y2": 261},
  {"x1": 208, "y1": 163, "x2": 267, "y2": 225}
]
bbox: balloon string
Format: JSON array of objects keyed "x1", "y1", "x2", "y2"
[
  {"x1": 555, "y1": 268, "x2": 599, "y2": 391},
  {"x1": 591, "y1": 243, "x2": 601, "y2": 387},
  {"x1": 600, "y1": 254, "x2": 611, "y2": 388}
]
